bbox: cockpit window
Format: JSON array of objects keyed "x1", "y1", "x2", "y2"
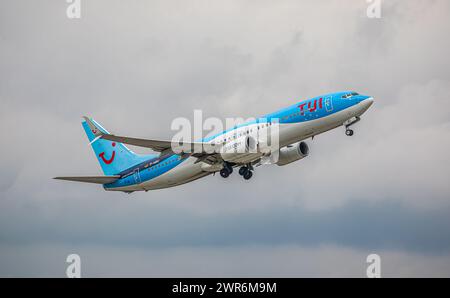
[{"x1": 342, "y1": 92, "x2": 359, "y2": 99}]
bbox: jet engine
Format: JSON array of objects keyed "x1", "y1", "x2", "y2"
[{"x1": 276, "y1": 142, "x2": 309, "y2": 166}]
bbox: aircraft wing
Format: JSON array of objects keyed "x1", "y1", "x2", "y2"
[
  {"x1": 53, "y1": 175, "x2": 120, "y2": 184},
  {"x1": 83, "y1": 116, "x2": 219, "y2": 154}
]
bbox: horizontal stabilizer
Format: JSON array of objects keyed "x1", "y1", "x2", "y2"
[{"x1": 53, "y1": 175, "x2": 120, "y2": 184}]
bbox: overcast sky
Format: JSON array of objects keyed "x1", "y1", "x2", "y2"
[{"x1": 1, "y1": 0, "x2": 450, "y2": 277}]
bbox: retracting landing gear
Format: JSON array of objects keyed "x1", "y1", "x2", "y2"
[
  {"x1": 243, "y1": 170, "x2": 253, "y2": 180},
  {"x1": 344, "y1": 116, "x2": 360, "y2": 137},
  {"x1": 219, "y1": 162, "x2": 254, "y2": 180},
  {"x1": 238, "y1": 164, "x2": 254, "y2": 180},
  {"x1": 219, "y1": 169, "x2": 229, "y2": 178},
  {"x1": 238, "y1": 167, "x2": 247, "y2": 176},
  {"x1": 219, "y1": 162, "x2": 233, "y2": 178}
]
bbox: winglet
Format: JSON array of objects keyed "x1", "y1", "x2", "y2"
[{"x1": 83, "y1": 116, "x2": 104, "y2": 138}]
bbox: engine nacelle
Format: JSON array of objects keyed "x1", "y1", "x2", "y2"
[{"x1": 276, "y1": 142, "x2": 309, "y2": 166}]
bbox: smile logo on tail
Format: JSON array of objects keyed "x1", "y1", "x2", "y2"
[{"x1": 99, "y1": 142, "x2": 116, "y2": 164}]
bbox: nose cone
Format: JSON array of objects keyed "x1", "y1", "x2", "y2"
[
  {"x1": 364, "y1": 96, "x2": 374, "y2": 107},
  {"x1": 359, "y1": 95, "x2": 374, "y2": 110}
]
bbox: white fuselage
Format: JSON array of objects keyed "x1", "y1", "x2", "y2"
[{"x1": 108, "y1": 98, "x2": 372, "y2": 192}]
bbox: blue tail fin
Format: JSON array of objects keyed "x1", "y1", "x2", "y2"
[{"x1": 82, "y1": 118, "x2": 156, "y2": 175}]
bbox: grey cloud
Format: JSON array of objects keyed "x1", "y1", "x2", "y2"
[
  {"x1": 1, "y1": 198, "x2": 450, "y2": 255},
  {"x1": 2, "y1": 244, "x2": 450, "y2": 277}
]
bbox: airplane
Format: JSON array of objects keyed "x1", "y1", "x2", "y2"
[{"x1": 54, "y1": 91, "x2": 374, "y2": 192}]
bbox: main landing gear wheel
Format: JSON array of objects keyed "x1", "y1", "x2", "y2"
[
  {"x1": 239, "y1": 167, "x2": 247, "y2": 176},
  {"x1": 243, "y1": 170, "x2": 253, "y2": 180},
  {"x1": 220, "y1": 162, "x2": 234, "y2": 178},
  {"x1": 220, "y1": 168, "x2": 230, "y2": 178},
  {"x1": 345, "y1": 129, "x2": 354, "y2": 136},
  {"x1": 239, "y1": 166, "x2": 253, "y2": 180}
]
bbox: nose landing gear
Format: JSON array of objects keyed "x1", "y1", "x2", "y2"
[{"x1": 344, "y1": 116, "x2": 360, "y2": 137}]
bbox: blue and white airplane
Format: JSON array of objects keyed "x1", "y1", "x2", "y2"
[{"x1": 55, "y1": 92, "x2": 373, "y2": 192}]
